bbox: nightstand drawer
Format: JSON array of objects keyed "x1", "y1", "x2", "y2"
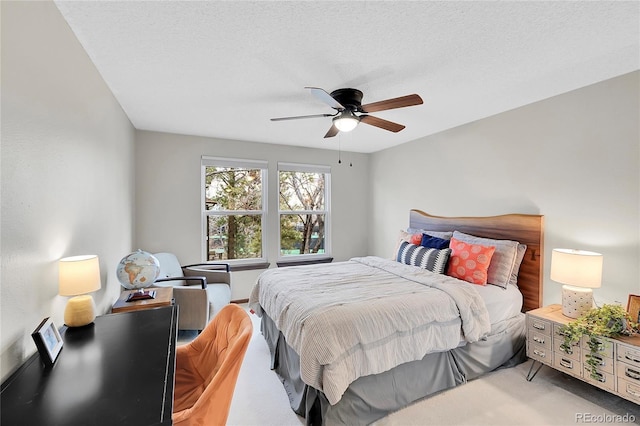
[
  {"x1": 529, "y1": 345, "x2": 552, "y2": 364},
  {"x1": 528, "y1": 317, "x2": 552, "y2": 336},
  {"x1": 617, "y1": 343, "x2": 640, "y2": 368},
  {"x1": 530, "y1": 330, "x2": 552, "y2": 350},
  {"x1": 553, "y1": 354, "x2": 582, "y2": 377},
  {"x1": 617, "y1": 362, "x2": 640, "y2": 384},
  {"x1": 582, "y1": 352, "x2": 614, "y2": 374},
  {"x1": 553, "y1": 338, "x2": 580, "y2": 361},
  {"x1": 581, "y1": 336, "x2": 613, "y2": 358},
  {"x1": 617, "y1": 377, "x2": 640, "y2": 404},
  {"x1": 583, "y1": 366, "x2": 615, "y2": 392}
]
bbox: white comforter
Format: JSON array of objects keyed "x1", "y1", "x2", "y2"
[{"x1": 248, "y1": 256, "x2": 491, "y2": 405}]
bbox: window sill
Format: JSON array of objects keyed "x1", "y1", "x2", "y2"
[
  {"x1": 228, "y1": 262, "x2": 270, "y2": 272},
  {"x1": 276, "y1": 257, "x2": 333, "y2": 268}
]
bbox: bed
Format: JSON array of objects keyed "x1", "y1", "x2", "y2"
[{"x1": 249, "y1": 210, "x2": 544, "y2": 425}]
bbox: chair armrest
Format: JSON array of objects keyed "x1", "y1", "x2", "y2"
[
  {"x1": 183, "y1": 267, "x2": 230, "y2": 286},
  {"x1": 182, "y1": 262, "x2": 230, "y2": 273},
  {"x1": 172, "y1": 286, "x2": 209, "y2": 331},
  {"x1": 156, "y1": 276, "x2": 207, "y2": 289}
]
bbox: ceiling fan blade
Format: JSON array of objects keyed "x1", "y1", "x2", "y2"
[
  {"x1": 360, "y1": 115, "x2": 405, "y2": 133},
  {"x1": 360, "y1": 94, "x2": 423, "y2": 113},
  {"x1": 324, "y1": 124, "x2": 339, "y2": 138},
  {"x1": 305, "y1": 87, "x2": 345, "y2": 110},
  {"x1": 271, "y1": 113, "x2": 335, "y2": 122}
]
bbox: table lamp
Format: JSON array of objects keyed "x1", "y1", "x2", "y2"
[
  {"x1": 59, "y1": 255, "x2": 101, "y2": 327},
  {"x1": 550, "y1": 248, "x2": 603, "y2": 319}
]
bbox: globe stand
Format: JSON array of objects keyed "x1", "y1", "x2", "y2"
[{"x1": 126, "y1": 289, "x2": 157, "y2": 302}]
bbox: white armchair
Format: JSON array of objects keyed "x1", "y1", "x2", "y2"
[{"x1": 152, "y1": 252, "x2": 231, "y2": 331}]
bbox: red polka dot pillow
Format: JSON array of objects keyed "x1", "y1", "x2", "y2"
[
  {"x1": 447, "y1": 237, "x2": 496, "y2": 285},
  {"x1": 409, "y1": 233, "x2": 422, "y2": 245}
]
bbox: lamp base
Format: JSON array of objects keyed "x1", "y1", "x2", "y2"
[
  {"x1": 64, "y1": 295, "x2": 96, "y2": 327},
  {"x1": 562, "y1": 285, "x2": 594, "y2": 319}
]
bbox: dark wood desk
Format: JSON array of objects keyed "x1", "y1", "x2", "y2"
[{"x1": 1, "y1": 306, "x2": 178, "y2": 425}]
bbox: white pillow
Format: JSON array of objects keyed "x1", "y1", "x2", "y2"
[
  {"x1": 451, "y1": 231, "x2": 519, "y2": 289},
  {"x1": 509, "y1": 244, "x2": 527, "y2": 287}
]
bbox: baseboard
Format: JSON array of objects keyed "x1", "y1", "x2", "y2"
[{"x1": 232, "y1": 298, "x2": 249, "y2": 304}]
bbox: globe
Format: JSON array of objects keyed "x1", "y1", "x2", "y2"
[{"x1": 116, "y1": 250, "x2": 161, "y2": 290}]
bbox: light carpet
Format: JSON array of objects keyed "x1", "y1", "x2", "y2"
[{"x1": 181, "y1": 306, "x2": 640, "y2": 426}]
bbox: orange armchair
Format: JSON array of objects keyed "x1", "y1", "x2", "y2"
[{"x1": 173, "y1": 304, "x2": 253, "y2": 426}]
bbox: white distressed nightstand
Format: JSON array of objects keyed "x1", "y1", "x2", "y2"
[{"x1": 526, "y1": 304, "x2": 640, "y2": 404}]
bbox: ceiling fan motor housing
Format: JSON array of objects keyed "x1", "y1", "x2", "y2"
[{"x1": 330, "y1": 88, "x2": 363, "y2": 111}]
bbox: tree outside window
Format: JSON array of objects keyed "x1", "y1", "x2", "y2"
[
  {"x1": 203, "y1": 158, "x2": 267, "y2": 262},
  {"x1": 278, "y1": 164, "x2": 330, "y2": 258}
]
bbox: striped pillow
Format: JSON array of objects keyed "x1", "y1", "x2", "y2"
[{"x1": 396, "y1": 241, "x2": 451, "y2": 274}]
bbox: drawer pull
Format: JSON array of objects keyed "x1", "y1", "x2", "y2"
[
  {"x1": 589, "y1": 370, "x2": 606, "y2": 383},
  {"x1": 533, "y1": 349, "x2": 546, "y2": 358},
  {"x1": 560, "y1": 346, "x2": 573, "y2": 355},
  {"x1": 533, "y1": 336, "x2": 545, "y2": 344},
  {"x1": 626, "y1": 386, "x2": 640, "y2": 398},
  {"x1": 586, "y1": 354, "x2": 605, "y2": 366},
  {"x1": 532, "y1": 322, "x2": 546, "y2": 331},
  {"x1": 559, "y1": 358, "x2": 573, "y2": 369},
  {"x1": 625, "y1": 368, "x2": 640, "y2": 381},
  {"x1": 625, "y1": 352, "x2": 640, "y2": 364}
]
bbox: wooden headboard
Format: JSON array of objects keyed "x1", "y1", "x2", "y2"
[{"x1": 409, "y1": 210, "x2": 544, "y2": 312}]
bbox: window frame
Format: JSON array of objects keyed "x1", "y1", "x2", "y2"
[
  {"x1": 201, "y1": 156, "x2": 268, "y2": 266},
  {"x1": 277, "y1": 162, "x2": 331, "y2": 263}
]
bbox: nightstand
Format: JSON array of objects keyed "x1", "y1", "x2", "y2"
[
  {"x1": 112, "y1": 287, "x2": 174, "y2": 313},
  {"x1": 526, "y1": 304, "x2": 640, "y2": 404}
]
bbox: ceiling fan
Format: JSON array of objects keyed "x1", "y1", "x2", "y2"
[{"x1": 271, "y1": 87, "x2": 423, "y2": 138}]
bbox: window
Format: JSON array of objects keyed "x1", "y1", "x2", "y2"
[
  {"x1": 202, "y1": 157, "x2": 267, "y2": 263},
  {"x1": 278, "y1": 163, "x2": 331, "y2": 260}
]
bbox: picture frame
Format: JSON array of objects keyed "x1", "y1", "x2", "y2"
[
  {"x1": 31, "y1": 317, "x2": 63, "y2": 367},
  {"x1": 627, "y1": 294, "x2": 640, "y2": 324}
]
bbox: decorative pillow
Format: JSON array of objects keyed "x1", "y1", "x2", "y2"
[
  {"x1": 509, "y1": 244, "x2": 527, "y2": 287},
  {"x1": 407, "y1": 228, "x2": 453, "y2": 240},
  {"x1": 446, "y1": 237, "x2": 496, "y2": 285},
  {"x1": 396, "y1": 241, "x2": 451, "y2": 274},
  {"x1": 394, "y1": 230, "x2": 420, "y2": 259},
  {"x1": 452, "y1": 231, "x2": 520, "y2": 289},
  {"x1": 420, "y1": 234, "x2": 450, "y2": 250},
  {"x1": 410, "y1": 233, "x2": 423, "y2": 245}
]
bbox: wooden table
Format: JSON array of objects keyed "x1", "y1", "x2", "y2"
[
  {"x1": 112, "y1": 287, "x2": 174, "y2": 313},
  {"x1": 1, "y1": 306, "x2": 178, "y2": 425}
]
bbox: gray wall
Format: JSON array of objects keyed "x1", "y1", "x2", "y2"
[
  {"x1": 134, "y1": 130, "x2": 370, "y2": 300},
  {"x1": 370, "y1": 71, "x2": 640, "y2": 307},
  {"x1": 2, "y1": 0, "x2": 638, "y2": 386},
  {"x1": 1, "y1": 1, "x2": 136, "y2": 380}
]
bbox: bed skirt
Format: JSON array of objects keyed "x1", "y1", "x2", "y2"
[{"x1": 260, "y1": 310, "x2": 527, "y2": 425}]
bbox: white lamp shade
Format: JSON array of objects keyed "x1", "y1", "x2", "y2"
[
  {"x1": 59, "y1": 255, "x2": 101, "y2": 296},
  {"x1": 550, "y1": 248, "x2": 603, "y2": 289}
]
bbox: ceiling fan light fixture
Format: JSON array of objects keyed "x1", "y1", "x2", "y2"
[{"x1": 333, "y1": 111, "x2": 359, "y2": 132}]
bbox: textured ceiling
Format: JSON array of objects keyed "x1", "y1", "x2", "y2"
[{"x1": 54, "y1": 1, "x2": 639, "y2": 153}]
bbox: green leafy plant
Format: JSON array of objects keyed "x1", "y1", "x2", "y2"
[{"x1": 559, "y1": 304, "x2": 639, "y2": 380}]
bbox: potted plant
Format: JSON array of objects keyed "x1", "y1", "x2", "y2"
[{"x1": 559, "y1": 304, "x2": 639, "y2": 380}]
